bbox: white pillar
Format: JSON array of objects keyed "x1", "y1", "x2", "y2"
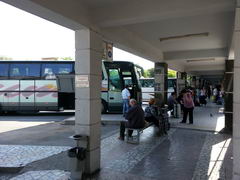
[
  {"x1": 75, "y1": 29, "x2": 102, "y2": 174},
  {"x1": 154, "y1": 62, "x2": 168, "y2": 105},
  {"x1": 233, "y1": 2, "x2": 240, "y2": 179}
]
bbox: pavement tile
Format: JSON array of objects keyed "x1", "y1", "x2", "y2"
[
  {"x1": 0, "y1": 145, "x2": 71, "y2": 168},
  {"x1": 10, "y1": 170, "x2": 70, "y2": 180}
]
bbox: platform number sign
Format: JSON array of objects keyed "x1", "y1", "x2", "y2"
[
  {"x1": 107, "y1": 43, "x2": 113, "y2": 61},
  {"x1": 103, "y1": 42, "x2": 113, "y2": 61}
]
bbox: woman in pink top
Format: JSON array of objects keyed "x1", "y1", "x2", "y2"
[{"x1": 181, "y1": 90, "x2": 194, "y2": 124}]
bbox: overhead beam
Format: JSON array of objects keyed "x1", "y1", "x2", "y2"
[
  {"x1": 190, "y1": 71, "x2": 224, "y2": 75},
  {"x1": 167, "y1": 62, "x2": 185, "y2": 72},
  {"x1": 188, "y1": 71, "x2": 224, "y2": 79},
  {"x1": 185, "y1": 64, "x2": 225, "y2": 72},
  {"x1": 2, "y1": 0, "x2": 86, "y2": 30},
  {"x1": 201, "y1": 75, "x2": 224, "y2": 78},
  {"x1": 94, "y1": 0, "x2": 235, "y2": 28},
  {"x1": 164, "y1": 48, "x2": 228, "y2": 61}
]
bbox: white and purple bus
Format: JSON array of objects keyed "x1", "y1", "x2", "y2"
[{"x1": 0, "y1": 60, "x2": 141, "y2": 113}]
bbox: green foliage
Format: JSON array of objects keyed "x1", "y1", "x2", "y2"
[
  {"x1": 143, "y1": 68, "x2": 154, "y2": 78},
  {"x1": 143, "y1": 70, "x2": 150, "y2": 78},
  {"x1": 0, "y1": 56, "x2": 12, "y2": 60},
  {"x1": 168, "y1": 69, "x2": 177, "y2": 78},
  {"x1": 59, "y1": 57, "x2": 73, "y2": 60}
]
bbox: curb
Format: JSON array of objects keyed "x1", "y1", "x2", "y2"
[{"x1": 61, "y1": 120, "x2": 121, "y2": 126}]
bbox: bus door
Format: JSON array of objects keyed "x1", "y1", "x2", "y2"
[
  {"x1": 121, "y1": 70, "x2": 137, "y2": 99},
  {"x1": 20, "y1": 80, "x2": 35, "y2": 110},
  {"x1": 108, "y1": 68, "x2": 123, "y2": 111}
]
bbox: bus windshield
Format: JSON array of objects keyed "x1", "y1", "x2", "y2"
[
  {"x1": 140, "y1": 78, "x2": 154, "y2": 88},
  {"x1": 140, "y1": 77, "x2": 176, "y2": 101}
]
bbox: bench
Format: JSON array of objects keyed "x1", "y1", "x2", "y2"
[
  {"x1": 125, "y1": 115, "x2": 169, "y2": 144},
  {"x1": 124, "y1": 107, "x2": 170, "y2": 144},
  {"x1": 126, "y1": 122, "x2": 154, "y2": 144}
]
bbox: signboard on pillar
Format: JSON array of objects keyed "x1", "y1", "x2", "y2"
[
  {"x1": 103, "y1": 41, "x2": 113, "y2": 62},
  {"x1": 75, "y1": 75, "x2": 89, "y2": 88}
]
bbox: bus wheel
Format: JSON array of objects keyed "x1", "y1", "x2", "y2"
[{"x1": 101, "y1": 101, "x2": 107, "y2": 114}]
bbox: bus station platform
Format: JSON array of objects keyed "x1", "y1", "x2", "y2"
[{"x1": 0, "y1": 103, "x2": 232, "y2": 180}]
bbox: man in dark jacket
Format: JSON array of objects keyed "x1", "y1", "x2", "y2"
[{"x1": 119, "y1": 99, "x2": 145, "y2": 140}]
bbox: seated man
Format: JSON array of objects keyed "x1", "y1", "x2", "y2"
[
  {"x1": 144, "y1": 98, "x2": 159, "y2": 127},
  {"x1": 119, "y1": 99, "x2": 145, "y2": 140}
]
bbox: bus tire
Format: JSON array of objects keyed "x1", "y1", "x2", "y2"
[{"x1": 101, "y1": 100, "x2": 107, "y2": 114}]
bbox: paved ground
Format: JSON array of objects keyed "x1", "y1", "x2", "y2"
[
  {"x1": 0, "y1": 103, "x2": 233, "y2": 180},
  {"x1": 0, "y1": 113, "x2": 119, "y2": 145},
  {"x1": 170, "y1": 103, "x2": 225, "y2": 132}
]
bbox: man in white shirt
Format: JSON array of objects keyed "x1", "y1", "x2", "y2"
[{"x1": 122, "y1": 85, "x2": 131, "y2": 117}]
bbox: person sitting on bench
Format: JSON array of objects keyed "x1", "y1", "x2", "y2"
[
  {"x1": 119, "y1": 99, "x2": 145, "y2": 140},
  {"x1": 144, "y1": 98, "x2": 159, "y2": 127}
]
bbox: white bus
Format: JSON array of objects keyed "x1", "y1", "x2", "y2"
[{"x1": 139, "y1": 77, "x2": 176, "y2": 102}]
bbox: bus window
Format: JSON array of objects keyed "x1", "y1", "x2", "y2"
[
  {"x1": 124, "y1": 77, "x2": 133, "y2": 86},
  {"x1": 122, "y1": 71, "x2": 133, "y2": 87},
  {"x1": 147, "y1": 79, "x2": 154, "y2": 87},
  {"x1": 122, "y1": 71, "x2": 131, "y2": 76},
  {"x1": 140, "y1": 79, "x2": 154, "y2": 88},
  {"x1": 42, "y1": 63, "x2": 73, "y2": 79},
  {"x1": 10, "y1": 63, "x2": 40, "y2": 78},
  {"x1": 0, "y1": 64, "x2": 9, "y2": 78},
  {"x1": 108, "y1": 69, "x2": 122, "y2": 91}
]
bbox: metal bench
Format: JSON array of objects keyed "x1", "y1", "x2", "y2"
[
  {"x1": 126, "y1": 122, "x2": 154, "y2": 144},
  {"x1": 124, "y1": 106, "x2": 170, "y2": 144}
]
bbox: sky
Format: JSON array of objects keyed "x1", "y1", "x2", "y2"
[{"x1": 0, "y1": 2, "x2": 154, "y2": 70}]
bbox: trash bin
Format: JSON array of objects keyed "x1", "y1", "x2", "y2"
[
  {"x1": 68, "y1": 147, "x2": 86, "y2": 161},
  {"x1": 68, "y1": 135, "x2": 88, "y2": 180}
]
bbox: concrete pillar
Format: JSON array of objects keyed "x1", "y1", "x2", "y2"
[
  {"x1": 196, "y1": 77, "x2": 200, "y2": 89},
  {"x1": 224, "y1": 60, "x2": 234, "y2": 132},
  {"x1": 191, "y1": 76, "x2": 197, "y2": 88},
  {"x1": 179, "y1": 72, "x2": 187, "y2": 88},
  {"x1": 154, "y1": 62, "x2": 168, "y2": 105},
  {"x1": 233, "y1": 2, "x2": 240, "y2": 179},
  {"x1": 75, "y1": 29, "x2": 102, "y2": 174}
]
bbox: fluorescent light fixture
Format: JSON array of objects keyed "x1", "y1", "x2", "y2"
[{"x1": 159, "y1": 32, "x2": 209, "y2": 42}]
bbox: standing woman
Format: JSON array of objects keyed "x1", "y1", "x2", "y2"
[{"x1": 181, "y1": 91, "x2": 195, "y2": 124}]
